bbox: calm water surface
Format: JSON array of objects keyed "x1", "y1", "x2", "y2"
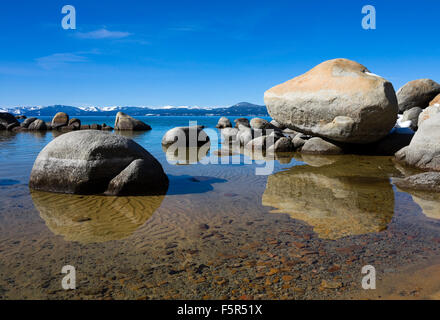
[{"x1": 1, "y1": 116, "x2": 440, "y2": 299}]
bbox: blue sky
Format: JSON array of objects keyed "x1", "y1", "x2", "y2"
[{"x1": 0, "y1": 0, "x2": 439, "y2": 107}]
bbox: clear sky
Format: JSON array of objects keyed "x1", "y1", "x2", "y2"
[{"x1": 0, "y1": 0, "x2": 439, "y2": 107}]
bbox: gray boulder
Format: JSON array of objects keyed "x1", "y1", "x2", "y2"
[
  {"x1": 162, "y1": 125, "x2": 209, "y2": 147},
  {"x1": 114, "y1": 112, "x2": 151, "y2": 131},
  {"x1": 395, "y1": 112, "x2": 440, "y2": 171},
  {"x1": 221, "y1": 127, "x2": 239, "y2": 144},
  {"x1": 21, "y1": 117, "x2": 37, "y2": 128},
  {"x1": 270, "y1": 119, "x2": 286, "y2": 130},
  {"x1": 28, "y1": 119, "x2": 47, "y2": 131},
  {"x1": 236, "y1": 125, "x2": 254, "y2": 146},
  {"x1": 267, "y1": 137, "x2": 295, "y2": 153},
  {"x1": 402, "y1": 107, "x2": 423, "y2": 131},
  {"x1": 397, "y1": 79, "x2": 440, "y2": 112},
  {"x1": 216, "y1": 116, "x2": 232, "y2": 129},
  {"x1": 29, "y1": 130, "x2": 168, "y2": 195},
  {"x1": 234, "y1": 118, "x2": 250, "y2": 128},
  {"x1": 68, "y1": 118, "x2": 81, "y2": 130},
  {"x1": 292, "y1": 134, "x2": 307, "y2": 149},
  {"x1": 301, "y1": 137, "x2": 343, "y2": 155},
  {"x1": 264, "y1": 58, "x2": 398, "y2": 144}
]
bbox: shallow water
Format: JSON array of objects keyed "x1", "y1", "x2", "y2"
[{"x1": 1, "y1": 116, "x2": 440, "y2": 300}]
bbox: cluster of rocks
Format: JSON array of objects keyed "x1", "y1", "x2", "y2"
[
  {"x1": 213, "y1": 58, "x2": 440, "y2": 193},
  {"x1": 0, "y1": 111, "x2": 151, "y2": 133}
]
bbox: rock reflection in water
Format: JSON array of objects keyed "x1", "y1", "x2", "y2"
[
  {"x1": 162, "y1": 144, "x2": 210, "y2": 165},
  {"x1": 31, "y1": 191, "x2": 165, "y2": 243},
  {"x1": 262, "y1": 156, "x2": 397, "y2": 239},
  {"x1": 397, "y1": 189, "x2": 440, "y2": 220}
]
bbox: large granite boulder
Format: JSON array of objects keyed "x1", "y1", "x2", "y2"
[
  {"x1": 395, "y1": 113, "x2": 440, "y2": 171},
  {"x1": 29, "y1": 130, "x2": 168, "y2": 195},
  {"x1": 0, "y1": 112, "x2": 19, "y2": 128},
  {"x1": 51, "y1": 112, "x2": 69, "y2": 128},
  {"x1": 162, "y1": 125, "x2": 210, "y2": 147},
  {"x1": 264, "y1": 58, "x2": 398, "y2": 144},
  {"x1": 397, "y1": 79, "x2": 440, "y2": 112},
  {"x1": 114, "y1": 112, "x2": 151, "y2": 131},
  {"x1": 216, "y1": 117, "x2": 232, "y2": 129}
]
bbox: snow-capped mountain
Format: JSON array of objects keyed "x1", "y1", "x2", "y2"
[{"x1": 1, "y1": 102, "x2": 268, "y2": 117}]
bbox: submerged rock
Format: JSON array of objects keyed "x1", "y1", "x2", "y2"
[
  {"x1": 29, "y1": 130, "x2": 168, "y2": 195},
  {"x1": 397, "y1": 79, "x2": 440, "y2": 112},
  {"x1": 264, "y1": 58, "x2": 398, "y2": 144},
  {"x1": 114, "y1": 112, "x2": 151, "y2": 131}
]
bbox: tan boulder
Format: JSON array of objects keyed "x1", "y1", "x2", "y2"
[
  {"x1": 264, "y1": 58, "x2": 398, "y2": 144},
  {"x1": 51, "y1": 112, "x2": 69, "y2": 128}
]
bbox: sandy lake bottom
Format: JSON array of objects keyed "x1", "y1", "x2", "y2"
[{"x1": 1, "y1": 116, "x2": 440, "y2": 300}]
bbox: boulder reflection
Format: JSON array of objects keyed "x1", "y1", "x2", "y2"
[
  {"x1": 162, "y1": 143, "x2": 210, "y2": 165},
  {"x1": 398, "y1": 189, "x2": 440, "y2": 220},
  {"x1": 262, "y1": 156, "x2": 397, "y2": 239},
  {"x1": 31, "y1": 191, "x2": 164, "y2": 243}
]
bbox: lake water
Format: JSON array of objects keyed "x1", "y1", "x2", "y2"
[{"x1": 1, "y1": 116, "x2": 440, "y2": 300}]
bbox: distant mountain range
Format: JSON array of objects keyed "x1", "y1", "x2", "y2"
[{"x1": 0, "y1": 102, "x2": 269, "y2": 117}]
